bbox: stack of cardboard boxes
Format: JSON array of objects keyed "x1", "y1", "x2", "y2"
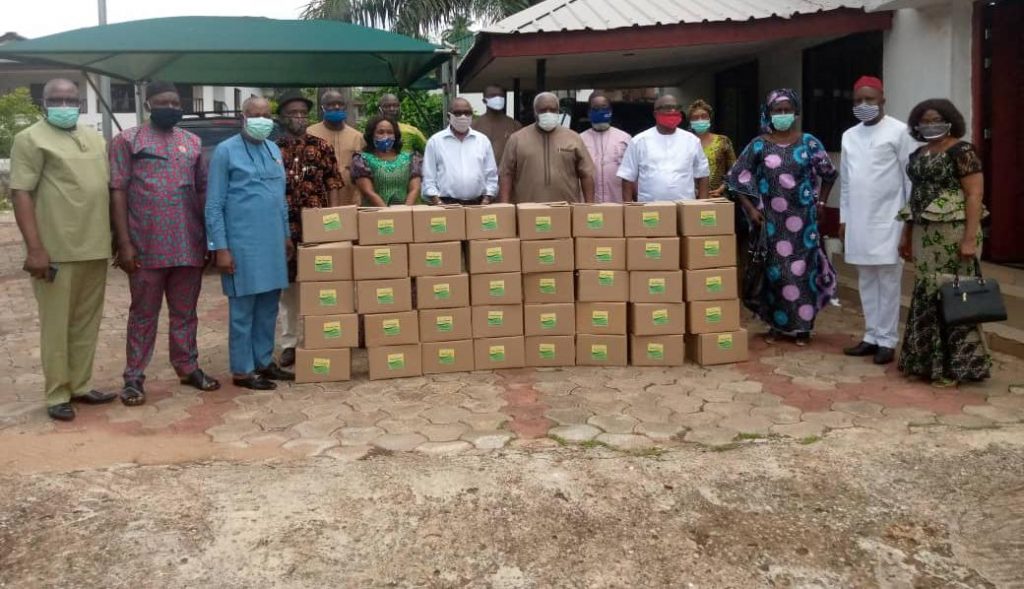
[
  {"x1": 572, "y1": 203, "x2": 628, "y2": 366},
  {"x1": 518, "y1": 203, "x2": 576, "y2": 367}
]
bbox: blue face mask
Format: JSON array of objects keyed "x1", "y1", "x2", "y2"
[
  {"x1": 374, "y1": 137, "x2": 395, "y2": 152},
  {"x1": 324, "y1": 110, "x2": 347, "y2": 124},
  {"x1": 589, "y1": 108, "x2": 612, "y2": 124},
  {"x1": 771, "y1": 113, "x2": 796, "y2": 132},
  {"x1": 46, "y1": 106, "x2": 80, "y2": 129}
]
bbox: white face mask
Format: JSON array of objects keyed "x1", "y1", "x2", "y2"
[
  {"x1": 853, "y1": 103, "x2": 880, "y2": 122},
  {"x1": 537, "y1": 112, "x2": 561, "y2": 132},
  {"x1": 449, "y1": 114, "x2": 472, "y2": 133},
  {"x1": 485, "y1": 96, "x2": 506, "y2": 111}
]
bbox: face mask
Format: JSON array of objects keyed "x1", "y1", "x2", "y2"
[
  {"x1": 374, "y1": 137, "x2": 395, "y2": 152},
  {"x1": 284, "y1": 117, "x2": 308, "y2": 135},
  {"x1": 46, "y1": 106, "x2": 79, "y2": 129},
  {"x1": 485, "y1": 96, "x2": 506, "y2": 111},
  {"x1": 449, "y1": 114, "x2": 472, "y2": 134},
  {"x1": 691, "y1": 120, "x2": 712, "y2": 134},
  {"x1": 537, "y1": 112, "x2": 561, "y2": 132},
  {"x1": 655, "y1": 112, "x2": 683, "y2": 129},
  {"x1": 244, "y1": 116, "x2": 274, "y2": 141},
  {"x1": 853, "y1": 103, "x2": 880, "y2": 122},
  {"x1": 917, "y1": 122, "x2": 952, "y2": 141},
  {"x1": 771, "y1": 113, "x2": 796, "y2": 131},
  {"x1": 323, "y1": 110, "x2": 347, "y2": 124},
  {"x1": 149, "y1": 106, "x2": 183, "y2": 130}
]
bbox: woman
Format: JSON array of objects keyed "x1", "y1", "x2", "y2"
[
  {"x1": 725, "y1": 89, "x2": 838, "y2": 345},
  {"x1": 688, "y1": 99, "x2": 736, "y2": 197},
  {"x1": 897, "y1": 99, "x2": 990, "y2": 387},
  {"x1": 351, "y1": 116, "x2": 422, "y2": 206}
]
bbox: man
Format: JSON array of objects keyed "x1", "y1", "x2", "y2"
[
  {"x1": 580, "y1": 92, "x2": 631, "y2": 202},
  {"x1": 499, "y1": 92, "x2": 596, "y2": 203},
  {"x1": 9, "y1": 78, "x2": 116, "y2": 421},
  {"x1": 275, "y1": 91, "x2": 343, "y2": 367},
  {"x1": 378, "y1": 93, "x2": 427, "y2": 154},
  {"x1": 109, "y1": 81, "x2": 220, "y2": 407},
  {"x1": 206, "y1": 96, "x2": 294, "y2": 390},
  {"x1": 840, "y1": 76, "x2": 916, "y2": 365},
  {"x1": 472, "y1": 84, "x2": 521, "y2": 166},
  {"x1": 422, "y1": 97, "x2": 499, "y2": 206},
  {"x1": 306, "y1": 89, "x2": 364, "y2": 206},
  {"x1": 617, "y1": 94, "x2": 710, "y2": 202}
]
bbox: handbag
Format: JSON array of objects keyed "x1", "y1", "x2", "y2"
[
  {"x1": 938, "y1": 258, "x2": 1007, "y2": 327},
  {"x1": 742, "y1": 222, "x2": 769, "y2": 313}
]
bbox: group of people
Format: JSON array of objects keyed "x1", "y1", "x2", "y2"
[{"x1": 8, "y1": 74, "x2": 990, "y2": 420}]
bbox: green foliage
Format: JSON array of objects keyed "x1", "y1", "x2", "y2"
[
  {"x1": 0, "y1": 88, "x2": 42, "y2": 158},
  {"x1": 357, "y1": 87, "x2": 445, "y2": 137}
]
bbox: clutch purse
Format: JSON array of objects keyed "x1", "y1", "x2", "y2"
[{"x1": 938, "y1": 259, "x2": 1007, "y2": 327}]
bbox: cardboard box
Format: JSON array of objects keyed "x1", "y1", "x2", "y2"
[
  {"x1": 352, "y1": 244, "x2": 408, "y2": 280},
  {"x1": 523, "y1": 303, "x2": 575, "y2": 336},
  {"x1": 677, "y1": 199, "x2": 735, "y2": 236},
  {"x1": 572, "y1": 203, "x2": 624, "y2": 237},
  {"x1": 626, "y1": 237, "x2": 681, "y2": 271},
  {"x1": 521, "y1": 238, "x2": 574, "y2": 273},
  {"x1": 408, "y1": 241, "x2": 462, "y2": 277},
  {"x1": 418, "y1": 306, "x2": 473, "y2": 343},
  {"x1": 623, "y1": 202, "x2": 677, "y2": 237},
  {"x1": 576, "y1": 270, "x2": 629, "y2": 302},
  {"x1": 473, "y1": 336, "x2": 525, "y2": 370},
  {"x1": 471, "y1": 304, "x2": 524, "y2": 338},
  {"x1": 464, "y1": 203, "x2": 517, "y2": 239},
  {"x1": 422, "y1": 339, "x2": 474, "y2": 374},
  {"x1": 298, "y1": 281, "x2": 355, "y2": 316},
  {"x1": 415, "y1": 274, "x2": 470, "y2": 309},
  {"x1": 471, "y1": 272, "x2": 523, "y2": 305},
  {"x1": 356, "y1": 278, "x2": 412, "y2": 314},
  {"x1": 575, "y1": 237, "x2": 626, "y2": 270},
  {"x1": 357, "y1": 206, "x2": 414, "y2": 245},
  {"x1": 412, "y1": 204, "x2": 466, "y2": 243},
  {"x1": 576, "y1": 334, "x2": 627, "y2": 366},
  {"x1": 301, "y1": 206, "x2": 358, "y2": 243},
  {"x1": 687, "y1": 329, "x2": 749, "y2": 366},
  {"x1": 576, "y1": 302, "x2": 627, "y2": 335},
  {"x1": 302, "y1": 313, "x2": 359, "y2": 349},
  {"x1": 467, "y1": 238, "x2": 521, "y2": 274},
  {"x1": 687, "y1": 299, "x2": 741, "y2": 334},
  {"x1": 363, "y1": 310, "x2": 419, "y2": 347},
  {"x1": 630, "y1": 302, "x2": 686, "y2": 336},
  {"x1": 368, "y1": 344, "x2": 423, "y2": 379},
  {"x1": 517, "y1": 202, "x2": 572, "y2": 240},
  {"x1": 522, "y1": 271, "x2": 575, "y2": 303},
  {"x1": 684, "y1": 267, "x2": 739, "y2": 301},
  {"x1": 630, "y1": 335, "x2": 686, "y2": 366},
  {"x1": 524, "y1": 335, "x2": 575, "y2": 367},
  {"x1": 629, "y1": 271, "x2": 684, "y2": 304},
  {"x1": 682, "y1": 235, "x2": 738, "y2": 270},
  {"x1": 295, "y1": 347, "x2": 351, "y2": 383},
  {"x1": 296, "y1": 242, "x2": 353, "y2": 282}
]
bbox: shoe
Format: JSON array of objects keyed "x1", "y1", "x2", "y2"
[
  {"x1": 794, "y1": 333, "x2": 811, "y2": 347},
  {"x1": 280, "y1": 347, "x2": 296, "y2": 368},
  {"x1": 843, "y1": 341, "x2": 879, "y2": 357},
  {"x1": 180, "y1": 369, "x2": 221, "y2": 392},
  {"x1": 257, "y1": 362, "x2": 295, "y2": 381},
  {"x1": 71, "y1": 389, "x2": 117, "y2": 404},
  {"x1": 873, "y1": 347, "x2": 895, "y2": 365},
  {"x1": 120, "y1": 381, "x2": 146, "y2": 406},
  {"x1": 47, "y1": 403, "x2": 75, "y2": 421},
  {"x1": 232, "y1": 375, "x2": 277, "y2": 390}
]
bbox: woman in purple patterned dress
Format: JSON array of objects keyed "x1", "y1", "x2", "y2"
[{"x1": 725, "y1": 89, "x2": 838, "y2": 345}]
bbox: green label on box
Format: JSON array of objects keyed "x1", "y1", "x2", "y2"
[
  {"x1": 438, "y1": 348, "x2": 455, "y2": 364},
  {"x1": 699, "y1": 210, "x2": 717, "y2": 227},
  {"x1": 487, "y1": 310, "x2": 504, "y2": 326},
  {"x1": 481, "y1": 214, "x2": 498, "y2": 231},
  {"x1": 598, "y1": 271, "x2": 614, "y2": 286},
  {"x1": 377, "y1": 218, "x2": 395, "y2": 236},
  {"x1": 489, "y1": 345, "x2": 505, "y2": 362},
  {"x1": 387, "y1": 353, "x2": 405, "y2": 370},
  {"x1": 373, "y1": 248, "x2": 392, "y2": 265},
  {"x1": 591, "y1": 344, "x2": 608, "y2": 361},
  {"x1": 592, "y1": 310, "x2": 609, "y2": 327},
  {"x1": 648, "y1": 278, "x2": 665, "y2": 295},
  {"x1": 436, "y1": 315, "x2": 453, "y2": 333},
  {"x1": 539, "y1": 278, "x2": 556, "y2": 294},
  {"x1": 717, "y1": 334, "x2": 733, "y2": 350},
  {"x1": 318, "y1": 289, "x2": 337, "y2": 306},
  {"x1": 535, "y1": 216, "x2": 551, "y2": 233},
  {"x1": 642, "y1": 211, "x2": 659, "y2": 227},
  {"x1": 489, "y1": 280, "x2": 505, "y2": 297},
  {"x1": 538, "y1": 247, "x2": 555, "y2": 265},
  {"x1": 425, "y1": 251, "x2": 443, "y2": 267},
  {"x1": 647, "y1": 343, "x2": 664, "y2": 360},
  {"x1": 706, "y1": 276, "x2": 723, "y2": 293},
  {"x1": 652, "y1": 309, "x2": 669, "y2": 326},
  {"x1": 322, "y1": 213, "x2": 341, "y2": 231},
  {"x1": 704, "y1": 240, "x2": 720, "y2": 257},
  {"x1": 540, "y1": 313, "x2": 557, "y2": 330},
  {"x1": 314, "y1": 255, "x2": 333, "y2": 273},
  {"x1": 312, "y1": 358, "x2": 331, "y2": 374},
  {"x1": 382, "y1": 318, "x2": 401, "y2": 336},
  {"x1": 644, "y1": 242, "x2": 662, "y2": 260},
  {"x1": 538, "y1": 343, "x2": 555, "y2": 359},
  {"x1": 595, "y1": 246, "x2": 613, "y2": 263},
  {"x1": 705, "y1": 306, "x2": 722, "y2": 323},
  {"x1": 433, "y1": 283, "x2": 451, "y2": 299},
  {"x1": 486, "y1": 246, "x2": 503, "y2": 264},
  {"x1": 429, "y1": 216, "x2": 447, "y2": 234},
  {"x1": 587, "y1": 212, "x2": 604, "y2": 229},
  {"x1": 322, "y1": 321, "x2": 341, "y2": 339},
  {"x1": 376, "y1": 287, "x2": 394, "y2": 305}
]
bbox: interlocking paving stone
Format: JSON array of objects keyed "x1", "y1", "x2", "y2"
[
  {"x1": 684, "y1": 427, "x2": 739, "y2": 446},
  {"x1": 335, "y1": 426, "x2": 385, "y2": 446},
  {"x1": 460, "y1": 412, "x2": 509, "y2": 431},
  {"x1": 418, "y1": 423, "x2": 469, "y2": 442},
  {"x1": 461, "y1": 430, "x2": 514, "y2": 450},
  {"x1": 544, "y1": 408, "x2": 593, "y2": 425},
  {"x1": 718, "y1": 415, "x2": 774, "y2": 436},
  {"x1": 461, "y1": 397, "x2": 507, "y2": 414},
  {"x1": 936, "y1": 413, "x2": 996, "y2": 428},
  {"x1": 657, "y1": 395, "x2": 704, "y2": 415},
  {"x1": 702, "y1": 402, "x2": 753, "y2": 418},
  {"x1": 750, "y1": 405, "x2": 803, "y2": 424},
  {"x1": 881, "y1": 407, "x2": 938, "y2": 424},
  {"x1": 255, "y1": 411, "x2": 306, "y2": 431},
  {"x1": 595, "y1": 433, "x2": 656, "y2": 451},
  {"x1": 801, "y1": 411, "x2": 856, "y2": 429},
  {"x1": 415, "y1": 441, "x2": 473, "y2": 456},
  {"x1": 281, "y1": 438, "x2": 339, "y2": 456},
  {"x1": 291, "y1": 418, "x2": 344, "y2": 439},
  {"x1": 770, "y1": 421, "x2": 826, "y2": 439},
  {"x1": 342, "y1": 410, "x2": 389, "y2": 427},
  {"x1": 587, "y1": 414, "x2": 639, "y2": 434},
  {"x1": 548, "y1": 424, "x2": 601, "y2": 443},
  {"x1": 421, "y1": 405, "x2": 472, "y2": 425},
  {"x1": 670, "y1": 411, "x2": 723, "y2": 429},
  {"x1": 733, "y1": 392, "x2": 783, "y2": 407},
  {"x1": 206, "y1": 422, "x2": 261, "y2": 443},
  {"x1": 852, "y1": 417, "x2": 909, "y2": 435},
  {"x1": 695, "y1": 388, "x2": 737, "y2": 403},
  {"x1": 634, "y1": 422, "x2": 685, "y2": 440},
  {"x1": 719, "y1": 381, "x2": 764, "y2": 395},
  {"x1": 379, "y1": 402, "x2": 429, "y2": 420},
  {"x1": 962, "y1": 404, "x2": 1023, "y2": 423},
  {"x1": 321, "y1": 445, "x2": 372, "y2": 461},
  {"x1": 242, "y1": 432, "x2": 294, "y2": 447},
  {"x1": 372, "y1": 433, "x2": 428, "y2": 452},
  {"x1": 376, "y1": 418, "x2": 430, "y2": 434},
  {"x1": 625, "y1": 403, "x2": 672, "y2": 423},
  {"x1": 986, "y1": 395, "x2": 1024, "y2": 410},
  {"x1": 832, "y1": 400, "x2": 885, "y2": 419}
]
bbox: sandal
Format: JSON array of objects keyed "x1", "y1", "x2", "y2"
[
  {"x1": 180, "y1": 369, "x2": 221, "y2": 392},
  {"x1": 763, "y1": 329, "x2": 778, "y2": 344},
  {"x1": 931, "y1": 378, "x2": 958, "y2": 389},
  {"x1": 120, "y1": 381, "x2": 146, "y2": 406},
  {"x1": 794, "y1": 334, "x2": 810, "y2": 347}
]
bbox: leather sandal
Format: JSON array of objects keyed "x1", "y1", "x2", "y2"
[
  {"x1": 180, "y1": 369, "x2": 221, "y2": 392},
  {"x1": 120, "y1": 382, "x2": 146, "y2": 406}
]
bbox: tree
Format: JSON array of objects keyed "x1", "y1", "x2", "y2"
[
  {"x1": 0, "y1": 88, "x2": 42, "y2": 158},
  {"x1": 357, "y1": 87, "x2": 445, "y2": 137},
  {"x1": 301, "y1": 0, "x2": 540, "y2": 40}
]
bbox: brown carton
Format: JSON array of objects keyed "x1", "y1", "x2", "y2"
[
  {"x1": 368, "y1": 344, "x2": 423, "y2": 379},
  {"x1": 516, "y1": 202, "x2": 572, "y2": 240},
  {"x1": 576, "y1": 334, "x2": 627, "y2": 366},
  {"x1": 572, "y1": 203, "x2": 624, "y2": 237},
  {"x1": 357, "y1": 206, "x2": 414, "y2": 245},
  {"x1": 626, "y1": 237, "x2": 681, "y2": 271},
  {"x1": 301, "y1": 206, "x2": 358, "y2": 243},
  {"x1": 677, "y1": 199, "x2": 736, "y2": 236},
  {"x1": 630, "y1": 302, "x2": 686, "y2": 336},
  {"x1": 630, "y1": 335, "x2": 686, "y2": 366},
  {"x1": 523, "y1": 303, "x2": 575, "y2": 336},
  {"x1": 520, "y1": 238, "x2": 574, "y2": 273},
  {"x1": 356, "y1": 278, "x2": 412, "y2": 314},
  {"x1": 471, "y1": 272, "x2": 523, "y2": 305},
  {"x1": 302, "y1": 313, "x2": 359, "y2": 349},
  {"x1": 623, "y1": 201, "x2": 677, "y2": 237},
  {"x1": 418, "y1": 307, "x2": 473, "y2": 343},
  {"x1": 295, "y1": 347, "x2": 351, "y2": 384},
  {"x1": 421, "y1": 340, "x2": 475, "y2": 374},
  {"x1": 629, "y1": 271, "x2": 684, "y2": 303},
  {"x1": 682, "y1": 235, "x2": 738, "y2": 270},
  {"x1": 471, "y1": 304, "x2": 524, "y2": 338},
  {"x1": 296, "y1": 242, "x2": 353, "y2": 282},
  {"x1": 352, "y1": 244, "x2": 409, "y2": 280},
  {"x1": 298, "y1": 281, "x2": 355, "y2": 316},
  {"x1": 576, "y1": 270, "x2": 629, "y2": 302},
  {"x1": 415, "y1": 274, "x2": 470, "y2": 309},
  {"x1": 412, "y1": 205, "x2": 466, "y2": 243},
  {"x1": 473, "y1": 336, "x2": 525, "y2": 370},
  {"x1": 687, "y1": 299, "x2": 741, "y2": 334},
  {"x1": 576, "y1": 302, "x2": 627, "y2": 335},
  {"x1": 408, "y1": 241, "x2": 462, "y2": 277},
  {"x1": 467, "y1": 238, "x2": 521, "y2": 274},
  {"x1": 464, "y1": 203, "x2": 517, "y2": 239},
  {"x1": 684, "y1": 267, "x2": 739, "y2": 301},
  {"x1": 575, "y1": 237, "x2": 626, "y2": 270},
  {"x1": 522, "y1": 271, "x2": 575, "y2": 303},
  {"x1": 525, "y1": 335, "x2": 575, "y2": 367},
  {"x1": 363, "y1": 310, "x2": 419, "y2": 347},
  {"x1": 687, "y1": 329, "x2": 749, "y2": 366}
]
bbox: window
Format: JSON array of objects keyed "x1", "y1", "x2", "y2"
[
  {"x1": 802, "y1": 32, "x2": 883, "y2": 150},
  {"x1": 110, "y1": 83, "x2": 136, "y2": 113}
]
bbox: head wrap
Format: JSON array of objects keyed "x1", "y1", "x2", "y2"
[
  {"x1": 853, "y1": 76, "x2": 884, "y2": 92},
  {"x1": 760, "y1": 88, "x2": 800, "y2": 134},
  {"x1": 145, "y1": 81, "x2": 178, "y2": 100}
]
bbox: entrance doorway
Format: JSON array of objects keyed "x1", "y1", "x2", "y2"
[{"x1": 714, "y1": 61, "x2": 759, "y2": 149}]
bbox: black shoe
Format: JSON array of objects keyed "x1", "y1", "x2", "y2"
[
  {"x1": 47, "y1": 403, "x2": 75, "y2": 421},
  {"x1": 120, "y1": 381, "x2": 146, "y2": 406},
  {"x1": 280, "y1": 347, "x2": 296, "y2": 368},
  {"x1": 180, "y1": 369, "x2": 221, "y2": 392},
  {"x1": 873, "y1": 347, "x2": 895, "y2": 365},
  {"x1": 843, "y1": 341, "x2": 879, "y2": 357},
  {"x1": 257, "y1": 362, "x2": 295, "y2": 381},
  {"x1": 232, "y1": 375, "x2": 277, "y2": 390},
  {"x1": 71, "y1": 389, "x2": 117, "y2": 404}
]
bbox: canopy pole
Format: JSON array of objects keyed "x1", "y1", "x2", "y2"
[
  {"x1": 83, "y1": 72, "x2": 122, "y2": 133},
  {"x1": 535, "y1": 59, "x2": 546, "y2": 93},
  {"x1": 135, "y1": 82, "x2": 146, "y2": 126}
]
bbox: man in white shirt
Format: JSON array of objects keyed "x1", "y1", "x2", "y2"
[
  {"x1": 840, "y1": 76, "x2": 917, "y2": 365},
  {"x1": 422, "y1": 97, "x2": 499, "y2": 205},
  {"x1": 617, "y1": 94, "x2": 710, "y2": 202}
]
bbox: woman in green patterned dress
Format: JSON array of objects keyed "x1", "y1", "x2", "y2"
[
  {"x1": 687, "y1": 99, "x2": 736, "y2": 198},
  {"x1": 897, "y1": 99, "x2": 990, "y2": 387},
  {"x1": 351, "y1": 116, "x2": 422, "y2": 206}
]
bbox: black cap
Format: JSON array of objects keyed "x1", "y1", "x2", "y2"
[
  {"x1": 277, "y1": 91, "x2": 313, "y2": 114},
  {"x1": 145, "y1": 81, "x2": 178, "y2": 100}
]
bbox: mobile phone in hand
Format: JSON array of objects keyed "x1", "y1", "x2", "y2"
[{"x1": 47, "y1": 265, "x2": 58, "y2": 282}]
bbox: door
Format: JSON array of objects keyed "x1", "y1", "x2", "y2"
[{"x1": 715, "y1": 61, "x2": 759, "y2": 150}]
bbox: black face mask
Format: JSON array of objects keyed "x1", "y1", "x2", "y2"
[{"x1": 150, "y1": 107, "x2": 183, "y2": 130}]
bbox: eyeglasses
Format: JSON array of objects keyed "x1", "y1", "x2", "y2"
[
  {"x1": 654, "y1": 105, "x2": 681, "y2": 112},
  {"x1": 449, "y1": 111, "x2": 473, "y2": 117},
  {"x1": 44, "y1": 98, "x2": 81, "y2": 107}
]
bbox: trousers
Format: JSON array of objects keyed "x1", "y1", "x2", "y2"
[
  {"x1": 856, "y1": 263, "x2": 903, "y2": 349},
  {"x1": 229, "y1": 289, "x2": 281, "y2": 375},
  {"x1": 278, "y1": 283, "x2": 300, "y2": 350},
  {"x1": 124, "y1": 266, "x2": 203, "y2": 383}
]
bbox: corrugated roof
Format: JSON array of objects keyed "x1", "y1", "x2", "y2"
[{"x1": 482, "y1": 0, "x2": 873, "y2": 34}]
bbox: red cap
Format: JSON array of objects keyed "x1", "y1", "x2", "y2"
[{"x1": 854, "y1": 76, "x2": 883, "y2": 92}]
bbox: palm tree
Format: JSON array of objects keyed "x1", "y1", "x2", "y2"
[{"x1": 301, "y1": 0, "x2": 539, "y2": 40}]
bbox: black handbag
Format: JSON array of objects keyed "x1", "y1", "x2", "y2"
[
  {"x1": 742, "y1": 223, "x2": 769, "y2": 313},
  {"x1": 938, "y1": 259, "x2": 1007, "y2": 327}
]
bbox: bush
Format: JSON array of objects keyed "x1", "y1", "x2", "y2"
[
  {"x1": 0, "y1": 88, "x2": 42, "y2": 158},
  {"x1": 357, "y1": 88, "x2": 445, "y2": 137}
]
